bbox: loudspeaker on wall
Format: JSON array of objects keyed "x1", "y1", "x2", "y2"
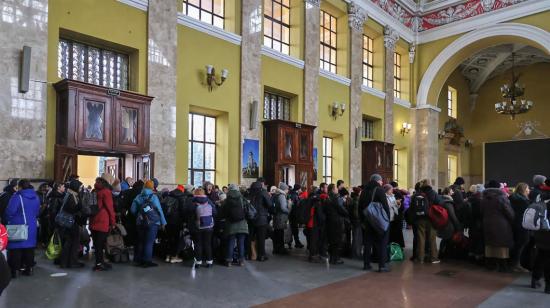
[
  {"x1": 250, "y1": 100, "x2": 259, "y2": 130},
  {"x1": 19, "y1": 46, "x2": 31, "y2": 93}
]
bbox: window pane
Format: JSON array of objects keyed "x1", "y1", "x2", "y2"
[
  {"x1": 192, "y1": 114, "x2": 204, "y2": 141},
  {"x1": 192, "y1": 142, "x2": 204, "y2": 169},
  {"x1": 273, "y1": 3, "x2": 281, "y2": 21},
  {"x1": 201, "y1": 12, "x2": 213, "y2": 24},
  {"x1": 326, "y1": 138, "x2": 332, "y2": 156},
  {"x1": 213, "y1": 17, "x2": 223, "y2": 29},
  {"x1": 282, "y1": 7, "x2": 289, "y2": 24},
  {"x1": 264, "y1": 0, "x2": 272, "y2": 17},
  {"x1": 264, "y1": 19, "x2": 272, "y2": 37},
  {"x1": 205, "y1": 143, "x2": 215, "y2": 169},
  {"x1": 188, "y1": 114, "x2": 193, "y2": 139},
  {"x1": 58, "y1": 40, "x2": 70, "y2": 79},
  {"x1": 213, "y1": 0, "x2": 224, "y2": 15},
  {"x1": 273, "y1": 23, "x2": 281, "y2": 40},
  {"x1": 205, "y1": 171, "x2": 215, "y2": 184},
  {"x1": 189, "y1": 0, "x2": 200, "y2": 6},
  {"x1": 326, "y1": 157, "x2": 332, "y2": 176},
  {"x1": 188, "y1": 6, "x2": 200, "y2": 19},
  {"x1": 205, "y1": 116, "x2": 216, "y2": 142},
  {"x1": 201, "y1": 0, "x2": 212, "y2": 12},
  {"x1": 264, "y1": 37, "x2": 272, "y2": 48},
  {"x1": 273, "y1": 40, "x2": 281, "y2": 53},
  {"x1": 188, "y1": 141, "x2": 192, "y2": 167},
  {"x1": 193, "y1": 171, "x2": 203, "y2": 186},
  {"x1": 282, "y1": 26, "x2": 289, "y2": 44},
  {"x1": 264, "y1": 95, "x2": 270, "y2": 119},
  {"x1": 281, "y1": 44, "x2": 289, "y2": 55},
  {"x1": 71, "y1": 43, "x2": 86, "y2": 81}
]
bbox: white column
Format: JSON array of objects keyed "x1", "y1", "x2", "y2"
[{"x1": 383, "y1": 26, "x2": 399, "y2": 144}]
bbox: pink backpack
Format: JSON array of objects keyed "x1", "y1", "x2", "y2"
[{"x1": 0, "y1": 224, "x2": 7, "y2": 251}]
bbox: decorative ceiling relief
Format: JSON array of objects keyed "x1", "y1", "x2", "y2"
[
  {"x1": 513, "y1": 121, "x2": 549, "y2": 140},
  {"x1": 369, "y1": 0, "x2": 529, "y2": 32}
]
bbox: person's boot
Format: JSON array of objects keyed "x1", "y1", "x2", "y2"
[{"x1": 531, "y1": 277, "x2": 542, "y2": 289}]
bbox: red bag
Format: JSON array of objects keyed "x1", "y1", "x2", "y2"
[
  {"x1": 451, "y1": 232, "x2": 470, "y2": 250},
  {"x1": 0, "y1": 224, "x2": 7, "y2": 251},
  {"x1": 428, "y1": 204, "x2": 449, "y2": 230}
]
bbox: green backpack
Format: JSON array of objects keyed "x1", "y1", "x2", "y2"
[{"x1": 390, "y1": 242, "x2": 404, "y2": 262}]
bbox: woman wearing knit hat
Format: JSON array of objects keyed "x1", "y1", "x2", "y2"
[
  {"x1": 130, "y1": 180, "x2": 167, "y2": 268},
  {"x1": 272, "y1": 183, "x2": 290, "y2": 255}
]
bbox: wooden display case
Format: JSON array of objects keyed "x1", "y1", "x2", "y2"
[{"x1": 361, "y1": 140, "x2": 394, "y2": 184}]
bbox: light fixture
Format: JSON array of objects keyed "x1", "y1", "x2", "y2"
[
  {"x1": 205, "y1": 65, "x2": 228, "y2": 91},
  {"x1": 465, "y1": 139, "x2": 474, "y2": 147},
  {"x1": 494, "y1": 52, "x2": 533, "y2": 119},
  {"x1": 331, "y1": 102, "x2": 346, "y2": 120},
  {"x1": 438, "y1": 130, "x2": 446, "y2": 140},
  {"x1": 400, "y1": 122, "x2": 412, "y2": 136}
]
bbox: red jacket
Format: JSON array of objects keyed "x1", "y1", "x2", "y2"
[{"x1": 89, "y1": 183, "x2": 116, "y2": 233}]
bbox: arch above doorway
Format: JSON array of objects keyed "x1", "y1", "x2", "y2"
[{"x1": 417, "y1": 23, "x2": 550, "y2": 108}]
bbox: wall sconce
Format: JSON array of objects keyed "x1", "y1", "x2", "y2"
[
  {"x1": 438, "y1": 131, "x2": 446, "y2": 139},
  {"x1": 465, "y1": 139, "x2": 474, "y2": 147},
  {"x1": 331, "y1": 102, "x2": 346, "y2": 120},
  {"x1": 206, "y1": 65, "x2": 228, "y2": 91},
  {"x1": 400, "y1": 122, "x2": 412, "y2": 136}
]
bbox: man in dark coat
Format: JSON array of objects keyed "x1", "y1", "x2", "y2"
[
  {"x1": 161, "y1": 185, "x2": 187, "y2": 263},
  {"x1": 0, "y1": 180, "x2": 17, "y2": 225},
  {"x1": 532, "y1": 190, "x2": 550, "y2": 293},
  {"x1": 249, "y1": 180, "x2": 273, "y2": 261},
  {"x1": 359, "y1": 174, "x2": 391, "y2": 272},
  {"x1": 288, "y1": 184, "x2": 304, "y2": 249},
  {"x1": 529, "y1": 175, "x2": 547, "y2": 203},
  {"x1": 326, "y1": 184, "x2": 349, "y2": 265}
]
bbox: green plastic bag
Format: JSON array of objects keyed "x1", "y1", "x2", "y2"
[
  {"x1": 390, "y1": 242, "x2": 404, "y2": 262},
  {"x1": 45, "y1": 231, "x2": 62, "y2": 260}
]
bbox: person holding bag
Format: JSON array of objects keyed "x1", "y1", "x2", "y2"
[
  {"x1": 57, "y1": 179, "x2": 84, "y2": 269},
  {"x1": 3, "y1": 179, "x2": 40, "y2": 278}
]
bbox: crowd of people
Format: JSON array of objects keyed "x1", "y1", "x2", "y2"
[{"x1": 1, "y1": 172, "x2": 550, "y2": 296}]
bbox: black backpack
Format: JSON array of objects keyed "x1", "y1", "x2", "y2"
[
  {"x1": 295, "y1": 198, "x2": 309, "y2": 225},
  {"x1": 80, "y1": 190, "x2": 99, "y2": 217},
  {"x1": 161, "y1": 195, "x2": 180, "y2": 223},
  {"x1": 225, "y1": 196, "x2": 245, "y2": 223},
  {"x1": 411, "y1": 193, "x2": 428, "y2": 217}
]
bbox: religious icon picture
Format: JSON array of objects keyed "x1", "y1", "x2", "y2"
[
  {"x1": 284, "y1": 132, "x2": 293, "y2": 159},
  {"x1": 85, "y1": 100, "x2": 104, "y2": 140},
  {"x1": 313, "y1": 147, "x2": 318, "y2": 181},
  {"x1": 242, "y1": 139, "x2": 260, "y2": 178},
  {"x1": 121, "y1": 107, "x2": 138, "y2": 144}
]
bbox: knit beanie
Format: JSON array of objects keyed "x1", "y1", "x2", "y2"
[
  {"x1": 370, "y1": 173, "x2": 382, "y2": 182},
  {"x1": 278, "y1": 182, "x2": 289, "y2": 191},
  {"x1": 176, "y1": 185, "x2": 185, "y2": 192},
  {"x1": 228, "y1": 183, "x2": 239, "y2": 191},
  {"x1": 68, "y1": 179, "x2": 83, "y2": 192},
  {"x1": 144, "y1": 180, "x2": 155, "y2": 190},
  {"x1": 533, "y1": 175, "x2": 547, "y2": 186}
]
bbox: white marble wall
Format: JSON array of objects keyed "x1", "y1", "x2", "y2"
[
  {"x1": 383, "y1": 26, "x2": 399, "y2": 144},
  {"x1": 240, "y1": 0, "x2": 263, "y2": 185},
  {"x1": 0, "y1": 0, "x2": 48, "y2": 181},
  {"x1": 303, "y1": 0, "x2": 320, "y2": 137},
  {"x1": 147, "y1": 0, "x2": 178, "y2": 185},
  {"x1": 414, "y1": 107, "x2": 440, "y2": 188}
]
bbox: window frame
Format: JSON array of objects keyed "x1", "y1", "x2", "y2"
[
  {"x1": 322, "y1": 136, "x2": 333, "y2": 184},
  {"x1": 58, "y1": 38, "x2": 130, "y2": 90},
  {"x1": 319, "y1": 10, "x2": 337, "y2": 74},
  {"x1": 362, "y1": 118, "x2": 375, "y2": 139},
  {"x1": 447, "y1": 86, "x2": 458, "y2": 118},
  {"x1": 263, "y1": 0, "x2": 291, "y2": 55},
  {"x1": 363, "y1": 35, "x2": 374, "y2": 88},
  {"x1": 393, "y1": 52, "x2": 401, "y2": 99},
  {"x1": 447, "y1": 154, "x2": 458, "y2": 186},
  {"x1": 188, "y1": 113, "x2": 217, "y2": 186},
  {"x1": 183, "y1": 0, "x2": 225, "y2": 29},
  {"x1": 393, "y1": 149, "x2": 399, "y2": 183},
  {"x1": 264, "y1": 92, "x2": 291, "y2": 121}
]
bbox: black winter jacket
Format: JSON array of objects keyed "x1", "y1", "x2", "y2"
[
  {"x1": 359, "y1": 180, "x2": 390, "y2": 224},
  {"x1": 249, "y1": 182, "x2": 272, "y2": 227},
  {"x1": 481, "y1": 188, "x2": 515, "y2": 248}
]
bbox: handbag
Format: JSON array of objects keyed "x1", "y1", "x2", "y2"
[
  {"x1": 45, "y1": 231, "x2": 62, "y2": 260},
  {"x1": 6, "y1": 195, "x2": 29, "y2": 242},
  {"x1": 55, "y1": 194, "x2": 75, "y2": 229}
]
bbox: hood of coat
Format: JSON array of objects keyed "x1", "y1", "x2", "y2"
[
  {"x1": 193, "y1": 194, "x2": 209, "y2": 204},
  {"x1": 510, "y1": 192, "x2": 529, "y2": 203},
  {"x1": 483, "y1": 188, "x2": 507, "y2": 200},
  {"x1": 250, "y1": 181, "x2": 263, "y2": 194},
  {"x1": 169, "y1": 188, "x2": 185, "y2": 198},
  {"x1": 3, "y1": 184, "x2": 16, "y2": 194},
  {"x1": 441, "y1": 195, "x2": 453, "y2": 203},
  {"x1": 16, "y1": 188, "x2": 38, "y2": 201},
  {"x1": 364, "y1": 180, "x2": 381, "y2": 191},
  {"x1": 227, "y1": 189, "x2": 242, "y2": 199},
  {"x1": 140, "y1": 188, "x2": 155, "y2": 197},
  {"x1": 274, "y1": 188, "x2": 287, "y2": 196}
]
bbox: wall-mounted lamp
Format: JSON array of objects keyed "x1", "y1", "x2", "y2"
[
  {"x1": 438, "y1": 130, "x2": 446, "y2": 139},
  {"x1": 206, "y1": 65, "x2": 228, "y2": 91},
  {"x1": 465, "y1": 139, "x2": 474, "y2": 147},
  {"x1": 400, "y1": 122, "x2": 412, "y2": 136},
  {"x1": 331, "y1": 102, "x2": 346, "y2": 120}
]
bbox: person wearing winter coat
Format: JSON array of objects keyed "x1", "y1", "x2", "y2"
[
  {"x1": 131, "y1": 180, "x2": 167, "y2": 268},
  {"x1": 467, "y1": 185, "x2": 484, "y2": 261},
  {"x1": 529, "y1": 175, "x2": 547, "y2": 203},
  {"x1": 532, "y1": 190, "x2": 550, "y2": 293},
  {"x1": 359, "y1": 174, "x2": 391, "y2": 272},
  {"x1": 58, "y1": 179, "x2": 84, "y2": 269},
  {"x1": 89, "y1": 177, "x2": 116, "y2": 271},
  {"x1": 326, "y1": 184, "x2": 349, "y2": 265},
  {"x1": 3, "y1": 179, "x2": 40, "y2": 278},
  {"x1": 0, "y1": 180, "x2": 17, "y2": 225},
  {"x1": 288, "y1": 184, "x2": 305, "y2": 249},
  {"x1": 415, "y1": 180, "x2": 441, "y2": 264},
  {"x1": 162, "y1": 185, "x2": 187, "y2": 264},
  {"x1": 46, "y1": 183, "x2": 65, "y2": 241},
  {"x1": 272, "y1": 183, "x2": 290, "y2": 255},
  {"x1": 348, "y1": 187, "x2": 363, "y2": 259},
  {"x1": 481, "y1": 180, "x2": 515, "y2": 272},
  {"x1": 509, "y1": 183, "x2": 531, "y2": 272},
  {"x1": 385, "y1": 184, "x2": 404, "y2": 249},
  {"x1": 222, "y1": 184, "x2": 249, "y2": 267},
  {"x1": 437, "y1": 187, "x2": 462, "y2": 260},
  {"x1": 191, "y1": 188, "x2": 216, "y2": 268},
  {"x1": 121, "y1": 180, "x2": 143, "y2": 247},
  {"x1": 249, "y1": 180, "x2": 273, "y2": 261}
]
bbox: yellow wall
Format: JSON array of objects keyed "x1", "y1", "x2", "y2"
[
  {"x1": 176, "y1": 25, "x2": 241, "y2": 185},
  {"x1": 393, "y1": 104, "x2": 411, "y2": 189},
  {"x1": 46, "y1": 0, "x2": 148, "y2": 177}
]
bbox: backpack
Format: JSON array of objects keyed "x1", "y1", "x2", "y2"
[
  {"x1": 363, "y1": 188, "x2": 390, "y2": 235},
  {"x1": 296, "y1": 198, "x2": 309, "y2": 225},
  {"x1": 136, "y1": 195, "x2": 160, "y2": 226},
  {"x1": 411, "y1": 194, "x2": 428, "y2": 217},
  {"x1": 80, "y1": 190, "x2": 99, "y2": 217},
  {"x1": 243, "y1": 197, "x2": 258, "y2": 221},
  {"x1": 161, "y1": 195, "x2": 180, "y2": 224},
  {"x1": 225, "y1": 196, "x2": 245, "y2": 223},
  {"x1": 522, "y1": 200, "x2": 550, "y2": 231},
  {"x1": 428, "y1": 204, "x2": 449, "y2": 230},
  {"x1": 196, "y1": 202, "x2": 214, "y2": 229}
]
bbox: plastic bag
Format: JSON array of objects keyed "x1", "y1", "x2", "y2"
[
  {"x1": 390, "y1": 242, "x2": 404, "y2": 262},
  {"x1": 45, "y1": 231, "x2": 62, "y2": 260}
]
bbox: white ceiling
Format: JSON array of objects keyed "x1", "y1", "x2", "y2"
[{"x1": 458, "y1": 44, "x2": 550, "y2": 93}]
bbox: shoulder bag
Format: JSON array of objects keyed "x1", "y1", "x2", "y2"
[
  {"x1": 6, "y1": 195, "x2": 29, "y2": 242},
  {"x1": 55, "y1": 194, "x2": 75, "y2": 229}
]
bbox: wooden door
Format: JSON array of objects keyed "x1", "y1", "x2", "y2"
[
  {"x1": 133, "y1": 153, "x2": 154, "y2": 181},
  {"x1": 54, "y1": 145, "x2": 78, "y2": 183}
]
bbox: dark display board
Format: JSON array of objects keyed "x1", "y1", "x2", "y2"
[{"x1": 485, "y1": 138, "x2": 550, "y2": 186}]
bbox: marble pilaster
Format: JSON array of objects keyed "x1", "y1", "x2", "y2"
[
  {"x1": 303, "y1": 0, "x2": 321, "y2": 167},
  {"x1": 383, "y1": 26, "x2": 399, "y2": 144},
  {"x1": 240, "y1": 0, "x2": 263, "y2": 185},
  {"x1": 348, "y1": 2, "x2": 367, "y2": 186},
  {"x1": 413, "y1": 107, "x2": 440, "y2": 188},
  {"x1": 147, "y1": 0, "x2": 178, "y2": 185},
  {"x1": 0, "y1": 0, "x2": 48, "y2": 181}
]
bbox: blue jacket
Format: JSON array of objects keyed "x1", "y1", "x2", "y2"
[
  {"x1": 4, "y1": 189, "x2": 40, "y2": 249},
  {"x1": 130, "y1": 188, "x2": 167, "y2": 226}
]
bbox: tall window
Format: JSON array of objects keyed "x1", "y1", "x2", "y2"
[
  {"x1": 183, "y1": 0, "x2": 224, "y2": 29},
  {"x1": 362, "y1": 118, "x2": 375, "y2": 139},
  {"x1": 322, "y1": 137, "x2": 333, "y2": 184},
  {"x1": 447, "y1": 155, "x2": 458, "y2": 185},
  {"x1": 448, "y1": 86, "x2": 458, "y2": 118},
  {"x1": 188, "y1": 114, "x2": 216, "y2": 186},
  {"x1": 320, "y1": 10, "x2": 337, "y2": 73},
  {"x1": 393, "y1": 52, "x2": 401, "y2": 99},
  {"x1": 58, "y1": 39, "x2": 129, "y2": 90},
  {"x1": 393, "y1": 149, "x2": 399, "y2": 183},
  {"x1": 264, "y1": 0, "x2": 290, "y2": 55},
  {"x1": 363, "y1": 35, "x2": 374, "y2": 88},
  {"x1": 264, "y1": 92, "x2": 291, "y2": 120}
]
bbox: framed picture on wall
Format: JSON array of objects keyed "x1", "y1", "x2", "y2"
[
  {"x1": 313, "y1": 147, "x2": 318, "y2": 181},
  {"x1": 242, "y1": 139, "x2": 260, "y2": 178}
]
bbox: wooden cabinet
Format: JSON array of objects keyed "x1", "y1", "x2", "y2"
[
  {"x1": 54, "y1": 79, "x2": 153, "y2": 154},
  {"x1": 362, "y1": 140, "x2": 394, "y2": 184},
  {"x1": 263, "y1": 120, "x2": 315, "y2": 189}
]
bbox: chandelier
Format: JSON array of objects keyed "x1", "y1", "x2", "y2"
[{"x1": 494, "y1": 53, "x2": 533, "y2": 120}]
